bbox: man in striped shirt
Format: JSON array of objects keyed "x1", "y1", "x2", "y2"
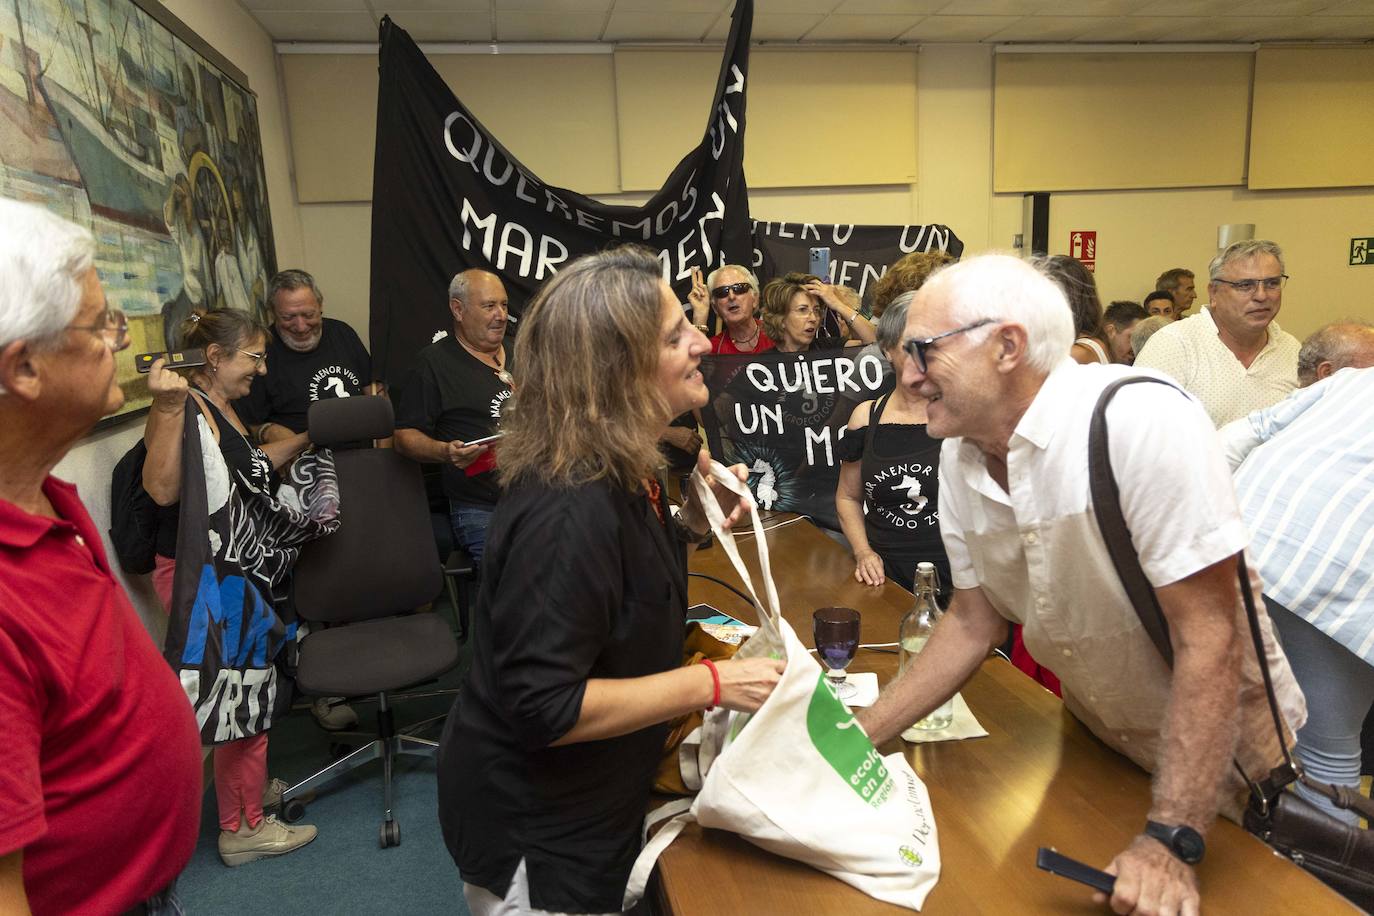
[{"x1": 1223, "y1": 321, "x2": 1374, "y2": 824}]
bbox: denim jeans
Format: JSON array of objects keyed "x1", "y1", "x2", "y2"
[
  {"x1": 450, "y1": 502, "x2": 494, "y2": 566},
  {"x1": 1267, "y1": 597, "x2": 1374, "y2": 825}
]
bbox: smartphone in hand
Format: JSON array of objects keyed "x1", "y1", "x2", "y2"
[
  {"x1": 136, "y1": 349, "x2": 206, "y2": 373},
  {"x1": 1036, "y1": 847, "x2": 1116, "y2": 895},
  {"x1": 466, "y1": 432, "x2": 503, "y2": 447},
  {"x1": 808, "y1": 246, "x2": 832, "y2": 283}
]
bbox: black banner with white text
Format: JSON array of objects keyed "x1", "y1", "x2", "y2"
[
  {"x1": 752, "y1": 221, "x2": 964, "y2": 310},
  {"x1": 700, "y1": 348, "x2": 893, "y2": 529},
  {"x1": 369, "y1": 6, "x2": 755, "y2": 381}
]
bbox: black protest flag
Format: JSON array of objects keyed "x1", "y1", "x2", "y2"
[
  {"x1": 699, "y1": 348, "x2": 892, "y2": 530},
  {"x1": 369, "y1": 3, "x2": 755, "y2": 382},
  {"x1": 752, "y1": 222, "x2": 964, "y2": 311}
]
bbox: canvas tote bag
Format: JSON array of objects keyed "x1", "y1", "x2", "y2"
[{"x1": 624, "y1": 461, "x2": 941, "y2": 911}]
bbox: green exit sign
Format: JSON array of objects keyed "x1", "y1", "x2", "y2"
[{"x1": 1353, "y1": 238, "x2": 1374, "y2": 266}]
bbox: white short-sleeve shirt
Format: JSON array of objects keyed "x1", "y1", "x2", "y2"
[
  {"x1": 939, "y1": 360, "x2": 1305, "y2": 815},
  {"x1": 1132, "y1": 306, "x2": 1299, "y2": 427}
]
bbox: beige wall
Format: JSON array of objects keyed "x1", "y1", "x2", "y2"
[
  {"x1": 291, "y1": 42, "x2": 1373, "y2": 349},
  {"x1": 59, "y1": 0, "x2": 301, "y2": 632}
]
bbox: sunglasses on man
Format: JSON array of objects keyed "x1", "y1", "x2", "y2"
[{"x1": 711, "y1": 282, "x2": 753, "y2": 300}]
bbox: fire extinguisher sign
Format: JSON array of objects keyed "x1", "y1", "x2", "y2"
[{"x1": 1070, "y1": 230, "x2": 1097, "y2": 272}]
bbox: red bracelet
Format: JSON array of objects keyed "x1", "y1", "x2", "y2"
[{"x1": 698, "y1": 658, "x2": 721, "y2": 711}]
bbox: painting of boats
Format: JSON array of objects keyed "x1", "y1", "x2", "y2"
[{"x1": 0, "y1": 0, "x2": 276, "y2": 424}]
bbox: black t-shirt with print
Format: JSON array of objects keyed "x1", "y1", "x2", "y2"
[
  {"x1": 394, "y1": 335, "x2": 513, "y2": 508},
  {"x1": 235, "y1": 318, "x2": 371, "y2": 433},
  {"x1": 835, "y1": 392, "x2": 948, "y2": 592}
]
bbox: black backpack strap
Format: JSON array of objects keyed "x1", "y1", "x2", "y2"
[{"x1": 1087, "y1": 376, "x2": 1183, "y2": 666}]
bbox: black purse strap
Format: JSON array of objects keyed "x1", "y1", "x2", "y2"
[{"x1": 1086, "y1": 377, "x2": 1374, "y2": 822}]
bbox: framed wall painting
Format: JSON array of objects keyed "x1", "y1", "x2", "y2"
[{"x1": 0, "y1": 0, "x2": 276, "y2": 427}]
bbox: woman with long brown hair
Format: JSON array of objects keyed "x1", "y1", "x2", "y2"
[{"x1": 437, "y1": 245, "x2": 784, "y2": 915}]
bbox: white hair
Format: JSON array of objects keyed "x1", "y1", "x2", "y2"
[
  {"x1": 1209, "y1": 239, "x2": 1284, "y2": 280},
  {"x1": 915, "y1": 253, "x2": 1074, "y2": 375},
  {"x1": 706, "y1": 263, "x2": 759, "y2": 295},
  {"x1": 0, "y1": 199, "x2": 94, "y2": 352}
]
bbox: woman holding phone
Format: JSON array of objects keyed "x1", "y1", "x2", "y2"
[{"x1": 437, "y1": 246, "x2": 785, "y2": 915}]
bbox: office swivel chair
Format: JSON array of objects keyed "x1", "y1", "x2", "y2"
[{"x1": 281, "y1": 395, "x2": 459, "y2": 848}]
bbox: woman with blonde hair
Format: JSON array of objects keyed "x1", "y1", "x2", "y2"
[
  {"x1": 437, "y1": 245, "x2": 784, "y2": 915},
  {"x1": 760, "y1": 271, "x2": 876, "y2": 353}
]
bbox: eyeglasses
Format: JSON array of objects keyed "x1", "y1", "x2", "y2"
[
  {"x1": 901, "y1": 319, "x2": 997, "y2": 374},
  {"x1": 236, "y1": 347, "x2": 267, "y2": 368},
  {"x1": 790, "y1": 303, "x2": 823, "y2": 318},
  {"x1": 1212, "y1": 275, "x2": 1288, "y2": 294},
  {"x1": 712, "y1": 282, "x2": 753, "y2": 300},
  {"x1": 67, "y1": 307, "x2": 130, "y2": 351}
]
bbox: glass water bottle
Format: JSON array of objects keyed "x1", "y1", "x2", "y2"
[{"x1": 898, "y1": 561, "x2": 955, "y2": 730}]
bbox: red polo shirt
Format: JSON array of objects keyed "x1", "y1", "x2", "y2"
[{"x1": 0, "y1": 477, "x2": 202, "y2": 915}]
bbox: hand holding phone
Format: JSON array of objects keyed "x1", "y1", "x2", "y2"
[
  {"x1": 136, "y1": 349, "x2": 206, "y2": 374},
  {"x1": 1036, "y1": 847, "x2": 1116, "y2": 895},
  {"x1": 808, "y1": 246, "x2": 832, "y2": 283}
]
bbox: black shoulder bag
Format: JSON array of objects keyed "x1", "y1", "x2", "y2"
[{"x1": 1089, "y1": 376, "x2": 1374, "y2": 910}]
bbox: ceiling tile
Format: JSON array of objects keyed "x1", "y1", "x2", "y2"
[
  {"x1": 373, "y1": 10, "x2": 495, "y2": 40},
  {"x1": 368, "y1": 0, "x2": 488, "y2": 10},
  {"x1": 613, "y1": 0, "x2": 730, "y2": 11},
  {"x1": 899, "y1": 14, "x2": 1020, "y2": 39},
  {"x1": 931, "y1": 0, "x2": 1047, "y2": 14},
  {"x1": 1265, "y1": 15, "x2": 1374, "y2": 37},
  {"x1": 494, "y1": 0, "x2": 613, "y2": 9},
  {"x1": 829, "y1": 0, "x2": 947, "y2": 13},
  {"x1": 1037, "y1": 0, "x2": 1141, "y2": 14},
  {"x1": 756, "y1": 0, "x2": 845, "y2": 12},
  {"x1": 804, "y1": 13, "x2": 926, "y2": 39},
  {"x1": 1152, "y1": 14, "x2": 1329, "y2": 40},
  {"x1": 496, "y1": 10, "x2": 607, "y2": 39},
  {"x1": 241, "y1": 0, "x2": 368, "y2": 9},
  {"x1": 1314, "y1": 0, "x2": 1374, "y2": 13},
  {"x1": 1231, "y1": 0, "x2": 1340, "y2": 14},
  {"x1": 1132, "y1": 0, "x2": 1236, "y2": 15},
  {"x1": 1071, "y1": 15, "x2": 1206, "y2": 40},
  {"x1": 252, "y1": 10, "x2": 379, "y2": 40},
  {"x1": 985, "y1": 15, "x2": 1105, "y2": 40},
  {"x1": 602, "y1": 10, "x2": 719, "y2": 39},
  {"x1": 704, "y1": 13, "x2": 829, "y2": 39}
]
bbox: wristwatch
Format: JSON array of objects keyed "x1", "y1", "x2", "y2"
[{"x1": 1144, "y1": 820, "x2": 1205, "y2": 865}]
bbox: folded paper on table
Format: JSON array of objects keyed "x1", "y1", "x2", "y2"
[
  {"x1": 835, "y1": 671, "x2": 880, "y2": 708},
  {"x1": 901, "y1": 694, "x2": 988, "y2": 744}
]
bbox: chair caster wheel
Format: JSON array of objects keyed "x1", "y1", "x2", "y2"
[
  {"x1": 380, "y1": 820, "x2": 401, "y2": 848},
  {"x1": 283, "y1": 799, "x2": 307, "y2": 823}
]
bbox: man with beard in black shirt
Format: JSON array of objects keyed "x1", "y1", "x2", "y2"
[
  {"x1": 395, "y1": 269, "x2": 513, "y2": 566},
  {"x1": 236, "y1": 268, "x2": 376, "y2": 731},
  {"x1": 238, "y1": 269, "x2": 378, "y2": 443}
]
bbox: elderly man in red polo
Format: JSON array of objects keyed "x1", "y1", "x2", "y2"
[{"x1": 0, "y1": 200, "x2": 202, "y2": 915}]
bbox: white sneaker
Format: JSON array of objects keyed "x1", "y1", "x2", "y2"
[
  {"x1": 218, "y1": 814, "x2": 317, "y2": 867},
  {"x1": 310, "y1": 696, "x2": 359, "y2": 731}
]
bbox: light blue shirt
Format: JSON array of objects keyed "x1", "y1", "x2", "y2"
[{"x1": 1225, "y1": 367, "x2": 1374, "y2": 664}]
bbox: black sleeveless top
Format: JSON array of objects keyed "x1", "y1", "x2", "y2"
[
  {"x1": 835, "y1": 392, "x2": 949, "y2": 593},
  {"x1": 154, "y1": 392, "x2": 275, "y2": 558}
]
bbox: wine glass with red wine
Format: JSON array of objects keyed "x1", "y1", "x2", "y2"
[{"x1": 813, "y1": 607, "x2": 861, "y2": 701}]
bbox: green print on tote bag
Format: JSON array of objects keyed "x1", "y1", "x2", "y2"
[{"x1": 806, "y1": 672, "x2": 894, "y2": 807}]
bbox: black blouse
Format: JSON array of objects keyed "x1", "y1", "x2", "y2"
[{"x1": 437, "y1": 476, "x2": 687, "y2": 914}]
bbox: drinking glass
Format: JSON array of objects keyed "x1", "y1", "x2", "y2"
[{"x1": 813, "y1": 607, "x2": 861, "y2": 701}]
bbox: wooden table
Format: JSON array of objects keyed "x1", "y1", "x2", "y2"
[{"x1": 655, "y1": 513, "x2": 1351, "y2": 914}]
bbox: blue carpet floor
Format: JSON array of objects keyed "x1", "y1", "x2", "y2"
[{"x1": 177, "y1": 617, "x2": 473, "y2": 915}]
